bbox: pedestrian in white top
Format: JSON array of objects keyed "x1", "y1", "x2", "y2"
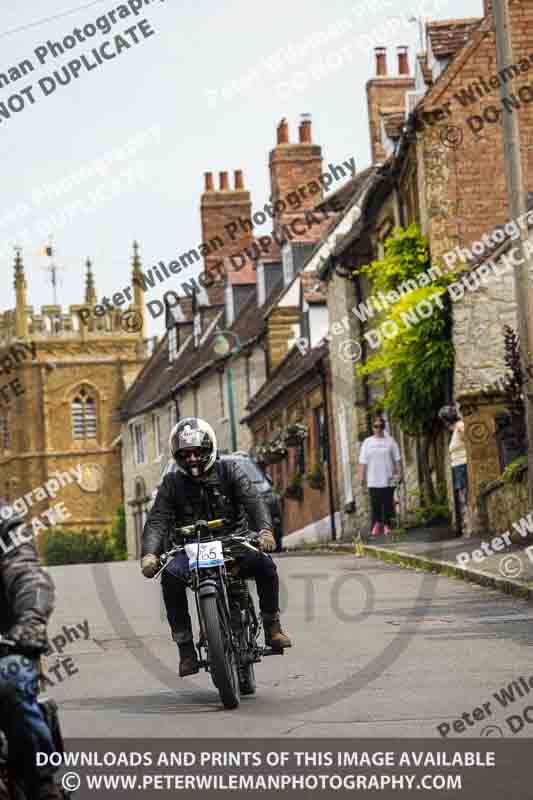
[{"x1": 358, "y1": 415, "x2": 402, "y2": 537}]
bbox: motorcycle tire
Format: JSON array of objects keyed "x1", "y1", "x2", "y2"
[
  {"x1": 200, "y1": 594, "x2": 240, "y2": 710},
  {"x1": 239, "y1": 602, "x2": 257, "y2": 695}
]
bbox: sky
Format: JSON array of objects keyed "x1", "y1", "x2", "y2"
[{"x1": 1, "y1": 0, "x2": 482, "y2": 337}]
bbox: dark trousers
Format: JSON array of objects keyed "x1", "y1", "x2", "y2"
[
  {"x1": 161, "y1": 551, "x2": 280, "y2": 644},
  {"x1": 369, "y1": 487, "x2": 395, "y2": 527},
  {"x1": 0, "y1": 654, "x2": 56, "y2": 796}
]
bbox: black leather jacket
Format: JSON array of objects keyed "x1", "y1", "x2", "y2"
[
  {"x1": 142, "y1": 457, "x2": 273, "y2": 558},
  {"x1": 0, "y1": 502, "x2": 55, "y2": 636}
]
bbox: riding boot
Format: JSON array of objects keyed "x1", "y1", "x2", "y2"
[
  {"x1": 177, "y1": 640, "x2": 200, "y2": 677},
  {"x1": 262, "y1": 612, "x2": 292, "y2": 649}
]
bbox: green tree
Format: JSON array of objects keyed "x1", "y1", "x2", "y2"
[{"x1": 355, "y1": 225, "x2": 456, "y2": 503}]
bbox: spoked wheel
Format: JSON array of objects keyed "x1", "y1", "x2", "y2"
[
  {"x1": 200, "y1": 594, "x2": 240, "y2": 710},
  {"x1": 239, "y1": 658, "x2": 256, "y2": 695},
  {"x1": 239, "y1": 600, "x2": 257, "y2": 696}
]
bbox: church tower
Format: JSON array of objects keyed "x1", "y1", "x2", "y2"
[{"x1": 0, "y1": 246, "x2": 147, "y2": 536}]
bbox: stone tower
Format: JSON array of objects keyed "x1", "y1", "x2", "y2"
[{"x1": 0, "y1": 245, "x2": 147, "y2": 536}]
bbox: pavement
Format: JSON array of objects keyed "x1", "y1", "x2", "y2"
[
  {"x1": 309, "y1": 525, "x2": 533, "y2": 603},
  {"x1": 46, "y1": 552, "x2": 533, "y2": 739}
]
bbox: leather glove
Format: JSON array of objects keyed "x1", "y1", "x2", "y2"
[
  {"x1": 257, "y1": 530, "x2": 276, "y2": 553},
  {"x1": 141, "y1": 554, "x2": 160, "y2": 578},
  {"x1": 8, "y1": 619, "x2": 48, "y2": 658}
]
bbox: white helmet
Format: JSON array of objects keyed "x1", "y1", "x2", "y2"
[{"x1": 169, "y1": 417, "x2": 217, "y2": 479}]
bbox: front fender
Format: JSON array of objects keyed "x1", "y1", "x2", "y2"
[{"x1": 198, "y1": 580, "x2": 219, "y2": 598}]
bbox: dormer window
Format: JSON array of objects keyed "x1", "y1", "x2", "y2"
[
  {"x1": 282, "y1": 243, "x2": 294, "y2": 286},
  {"x1": 168, "y1": 327, "x2": 178, "y2": 362}
]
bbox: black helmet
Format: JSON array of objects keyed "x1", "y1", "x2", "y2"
[{"x1": 169, "y1": 417, "x2": 217, "y2": 479}]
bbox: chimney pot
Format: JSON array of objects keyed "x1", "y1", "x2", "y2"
[
  {"x1": 219, "y1": 171, "x2": 229, "y2": 191},
  {"x1": 204, "y1": 172, "x2": 214, "y2": 192},
  {"x1": 397, "y1": 45, "x2": 410, "y2": 75},
  {"x1": 299, "y1": 114, "x2": 312, "y2": 143},
  {"x1": 375, "y1": 46, "x2": 387, "y2": 77},
  {"x1": 234, "y1": 169, "x2": 244, "y2": 190},
  {"x1": 277, "y1": 118, "x2": 289, "y2": 145}
]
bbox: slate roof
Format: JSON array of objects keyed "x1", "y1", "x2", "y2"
[
  {"x1": 117, "y1": 277, "x2": 286, "y2": 420},
  {"x1": 243, "y1": 341, "x2": 328, "y2": 422},
  {"x1": 427, "y1": 18, "x2": 482, "y2": 60},
  {"x1": 314, "y1": 166, "x2": 374, "y2": 215}
]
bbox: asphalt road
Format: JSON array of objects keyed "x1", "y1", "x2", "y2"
[{"x1": 45, "y1": 553, "x2": 533, "y2": 739}]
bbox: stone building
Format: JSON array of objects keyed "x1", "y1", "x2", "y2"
[
  {"x1": 116, "y1": 116, "x2": 348, "y2": 556},
  {"x1": 316, "y1": 0, "x2": 533, "y2": 532},
  {"x1": 242, "y1": 262, "x2": 342, "y2": 545},
  {"x1": 0, "y1": 246, "x2": 147, "y2": 535}
]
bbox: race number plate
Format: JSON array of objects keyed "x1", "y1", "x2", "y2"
[{"x1": 185, "y1": 540, "x2": 224, "y2": 569}]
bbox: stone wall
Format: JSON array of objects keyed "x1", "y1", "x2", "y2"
[
  {"x1": 0, "y1": 336, "x2": 144, "y2": 539},
  {"x1": 478, "y1": 475, "x2": 529, "y2": 539}
]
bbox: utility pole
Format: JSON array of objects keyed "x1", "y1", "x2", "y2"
[{"x1": 493, "y1": 0, "x2": 533, "y2": 506}]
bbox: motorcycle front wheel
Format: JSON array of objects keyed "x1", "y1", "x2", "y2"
[{"x1": 200, "y1": 594, "x2": 240, "y2": 710}]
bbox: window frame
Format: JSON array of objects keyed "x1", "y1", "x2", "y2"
[
  {"x1": 71, "y1": 388, "x2": 97, "y2": 440},
  {"x1": 153, "y1": 413, "x2": 162, "y2": 461},
  {"x1": 0, "y1": 411, "x2": 10, "y2": 451},
  {"x1": 133, "y1": 422, "x2": 146, "y2": 465}
]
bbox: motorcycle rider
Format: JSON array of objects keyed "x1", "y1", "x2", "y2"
[
  {"x1": 141, "y1": 417, "x2": 291, "y2": 677},
  {"x1": 0, "y1": 498, "x2": 61, "y2": 799}
]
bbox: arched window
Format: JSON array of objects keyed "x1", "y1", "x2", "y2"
[
  {"x1": 71, "y1": 387, "x2": 97, "y2": 439},
  {"x1": 0, "y1": 411, "x2": 10, "y2": 451}
]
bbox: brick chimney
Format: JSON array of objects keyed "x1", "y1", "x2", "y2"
[
  {"x1": 375, "y1": 46, "x2": 387, "y2": 76},
  {"x1": 269, "y1": 115, "x2": 323, "y2": 233},
  {"x1": 200, "y1": 169, "x2": 253, "y2": 305},
  {"x1": 397, "y1": 45, "x2": 410, "y2": 75},
  {"x1": 366, "y1": 47, "x2": 415, "y2": 164}
]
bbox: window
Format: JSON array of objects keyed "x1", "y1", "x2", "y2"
[
  {"x1": 168, "y1": 403, "x2": 177, "y2": 432},
  {"x1": 168, "y1": 327, "x2": 178, "y2": 363},
  {"x1": 71, "y1": 388, "x2": 97, "y2": 439},
  {"x1": 0, "y1": 412, "x2": 10, "y2": 451},
  {"x1": 153, "y1": 413, "x2": 162, "y2": 460},
  {"x1": 133, "y1": 423, "x2": 146, "y2": 465},
  {"x1": 314, "y1": 406, "x2": 326, "y2": 462},
  {"x1": 282, "y1": 243, "x2": 294, "y2": 285}
]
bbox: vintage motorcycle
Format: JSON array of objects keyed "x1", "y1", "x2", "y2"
[
  {"x1": 0, "y1": 636, "x2": 68, "y2": 800},
  {"x1": 155, "y1": 518, "x2": 283, "y2": 710}
]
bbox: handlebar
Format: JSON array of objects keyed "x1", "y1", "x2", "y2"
[
  {"x1": 152, "y1": 524, "x2": 260, "y2": 580},
  {"x1": 176, "y1": 518, "x2": 226, "y2": 537}
]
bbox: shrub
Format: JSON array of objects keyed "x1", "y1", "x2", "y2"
[
  {"x1": 42, "y1": 507, "x2": 128, "y2": 565},
  {"x1": 502, "y1": 455, "x2": 528, "y2": 484}
]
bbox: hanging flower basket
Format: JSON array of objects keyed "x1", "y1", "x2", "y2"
[
  {"x1": 281, "y1": 423, "x2": 309, "y2": 448},
  {"x1": 283, "y1": 472, "x2": 304, "y2": 501},
  {"x1": 305, "y1": 463, "x2": 324, "y2": 491},
  {"x1": 255, "y1": 437, "x2": 287, "y2": 465}
]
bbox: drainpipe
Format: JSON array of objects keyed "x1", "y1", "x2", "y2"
[
  {"x1": 226, "y1": 367, "x2": 237, "y2": 452},
  {"x1": 318, "y1": 358, "x2": 337, "y2": 542}
]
